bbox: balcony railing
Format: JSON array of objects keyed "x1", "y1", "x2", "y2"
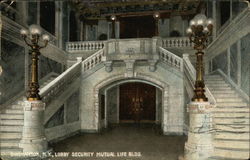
[
  {"x1": 162, "y1": 37, "x2": 193, "y2": 48},
  {"x1": 66, "y1": 41, "x2": 105, "y2": 52},
  {"x1": 66, "y1": 37, "x2": 193, "y2": 54}
]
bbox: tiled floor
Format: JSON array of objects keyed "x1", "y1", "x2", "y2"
[{"x1": 51, "y1": 124, "x2": 186, "y2": 160}]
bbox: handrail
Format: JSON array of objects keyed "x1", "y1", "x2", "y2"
[
  {"x1": 158, "y1": 47, "x2": 183, "y2": 72},
  {"x1": 183, "y1": 54, "x2": 216, "y2": 104},
  {"x1": 40, "y1": 49, "x2": 105, "y2": 104},
  {"x1": 40, "y1": 61, "x2": 82, "y2": 103},
  {"x1": 83, "y1": 49, "x2": 104, "y2": 71}
]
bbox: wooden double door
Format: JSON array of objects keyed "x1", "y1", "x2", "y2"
[{"x1": 119, "y1": 82, "x2": 156, "y2": 122}]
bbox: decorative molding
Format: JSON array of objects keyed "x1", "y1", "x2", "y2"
[
  {"x1": 124, "y1": 60, "x2": 135, "y2": 78},
  {"x1": 104, "y1": 61, "x2": 113, "y2": 72}
]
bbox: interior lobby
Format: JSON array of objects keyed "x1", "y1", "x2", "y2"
[{"x1": 0, "y1": 0, "x2": 249, "y2": 160}]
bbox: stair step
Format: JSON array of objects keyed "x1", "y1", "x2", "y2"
[
  {"x1": 0, "y1": 119, "x2": 24, "y2": 125},
  {"x1": 210, "y1": 88, "x2": 232, "y2": 91},
  {"x1": 0, "y1": 139, "x2": 20, "y2": 147},
  {"x1": 216, "y1": 102, "x2": 248, "y2": 107},
  {"x1": 215, "y1": 125, "x2": 249, "y2": 132},
  {"x1": 1, "y1": 109, "x2": 23, "y2": 114},
  {"x1": 214, "y1": 140, "x2": 250, "y2": 150},
  {"x1": 214, "y1": 147, "x2": 249, "y2": 159},
  {"x1": 215, "y1": 98, "x2": 243, "y2": 102},
  {"x1": 205, "y1": 81, "x2": 230, "y2": 87},
  {"x1": 206, "y1": 80, "x2": 225, "y2": 83},
  {"x1": 9, "y1": 105, "x2": 24, "y2": 109},
  {"x1": 0, "y1": 132, "x2": 22, "y2": 139},
  {"x1": 213, "y1": 112, "x2": 249, "y2": 118},
  {"x1": 212, "y1": 90, "x2": 236, "y2": 94},
  {"x1": 0, "y1": 147, "x2": 23, "y2": 154},
  {"x1": 0, "y1": 114, "x2": 24, "y2": 120},
  {"x1": 0, "y1": 125, "x2": 23, "y2": 132},
  {"x1": 213, "y1": 94, "x2": 239, "y2": 98},
  {"x1": 213, "y1": 106, "x2": 249, "y2": 112},
  {"x1": 215, "y1": 132, "x2": 250, "y2": 140},
  {"x1": 214, "y1": 117, "x2": 250, "y2": 124}
]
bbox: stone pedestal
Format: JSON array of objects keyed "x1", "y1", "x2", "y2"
[
  {"x1": 19, "y1": 100, "x2": 48, "y2": 152},
  {"x1": 184, "y1": 102, "x2": 214, "y2": 160}
]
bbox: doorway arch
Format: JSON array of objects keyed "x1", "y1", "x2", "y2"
[{"x1": 93, "y1": 73, "x2": 170, "y2": 132}]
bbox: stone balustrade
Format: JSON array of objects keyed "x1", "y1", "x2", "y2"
[
  {"x1": 66, "y1": 41, "x2": 105, "y2": 52},
  {"x1": 66, "y1": 37, "x2": 193, "y2": 55},
  {"x1": 83, "y1": 49, "x2": 104, "y2": 71},
  {"x1": 40, "y1": 61, "x2": 82, "y2": 104},
  {"x1": 162, "y1": 37, "x2": 193, "y2": 48},
  {"x1": 40, "y1": 49, "x2": 105, "y2": 103},
  {"x1": 159, "y1": 47, "x2": 183, "y2": 71}
]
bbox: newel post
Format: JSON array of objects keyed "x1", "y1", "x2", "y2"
[{"x1": 19, "y1": 101, "x2": 48, "y2": 153}]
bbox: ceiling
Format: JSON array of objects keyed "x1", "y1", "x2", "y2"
[{"x1": 70, "y1": 0, "x2": 204, "y2": 21}]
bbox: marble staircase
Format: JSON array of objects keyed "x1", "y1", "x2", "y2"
[
  {"x1": 0, "y1": 73, "x2": 59, "y2": 155},
  {"x1": 206, "y1": 74, "x2": 250, "y2": 160}
]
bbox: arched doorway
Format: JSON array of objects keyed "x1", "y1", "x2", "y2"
[{"x1": 99, "y1": 80, "x2": 163, "y2": 128}]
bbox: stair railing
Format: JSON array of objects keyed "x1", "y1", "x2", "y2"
[
  {"x1": 183, "y1": 54, "x2": 216, "y2": 104},
  {"x1": 40, "y1": 49, "x2": 105, "y2": 104},
  {"x1": 158, "y1": 47, "x2": 183, "y2": 72},
  {"x1": 40, "y1": 61, "x2": 82, "y2": 104},
  {"x1": 83, "y1": 49, "x2": 104, "y2": 72}
]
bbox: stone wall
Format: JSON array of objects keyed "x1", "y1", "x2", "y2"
[
  {"x1": 241, "y1": 33, "x2": 250, "y2": 95},
  {"x1": 0, "y1": 39, "x2": 25, "y2": 105},
  {"x1": 66, "y1": 90, "x2": 80, "y2": 123},
  {"x1": 40, "y1": 55, "x2": 62, "y2": 79},
  {"x1": 107, "y1": 86, "x2": 119, "y2": 124},
  {"x1": 45, "y1": 104, "x2": 64, "y2": 128},
  {"x1": 212, "y1": 50, "x2": 227, "y2": 74},
  {"x1": 80, "y1": 62, "x2": 184, "y2": 135},
  {"x1": 211, "y1": 33, "x2": 250, "y2": 96}
]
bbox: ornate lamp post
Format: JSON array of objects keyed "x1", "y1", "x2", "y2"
[
  {"x1": 110, "y1": 15, "x2": 116, "y2": 39},
  {"x1": 20, "y1": 25, "x2": 50, "y2": 101},
  {"x1": 153, "y1": 12, "x2": 160, "y2": 36},
  {"x1": 186, "y1": 14, "x2": 213, "y2": 102}
]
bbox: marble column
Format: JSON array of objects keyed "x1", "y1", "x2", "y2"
[
  {"x1": 237, "y1": 40, "x2": 241, "y2": 87},
  {"x1": 55, "y1": 1, "x2": 63, "y2": 48},
  {"x1": 212, "y1": 0, "x2": 217, "y2": 39},
  {"x1": 16, "y1": 2, "x2": 28, "y2": 25},
  {"x1": 19, "y1": 100, "x2": 48, "y2": 152},
  {"x1": 184, "y1": 102, "x2": 214, "y2": 160},
  {"x1": 227, "y1": 47, "x2": 231, "y2": 77},
  {"x1": 37, "y1": 2, "x2": 40, "y2": 25}
]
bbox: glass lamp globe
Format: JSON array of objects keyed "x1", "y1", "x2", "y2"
[
  {"x1": 29, "y1": 24, "x2": 42, "y2": 35},
  {"x1": 42, "y1": 34, "x2": 50, "y2": 41},
  {"x1": 186, "y1": 27, "x2": 192, "y2": 34},
  {"x1": 190, "y1": 20, "x2": 196, "y2": 26},
  {"x1": 194, "y1": 14, "x2": 207, "y2": 26},
  {"x1": 20, "y1": 28, "x2": 29, "y2": 36},
  {"x1": 206, "y1": 18, "x2": 213, "y2": 25},
  {"x1": 110, "y1": 15, "x2": 116, "y2": 21},
  {"x1": 153, "y1": 12, "x2": 160, "y2": 19}
]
